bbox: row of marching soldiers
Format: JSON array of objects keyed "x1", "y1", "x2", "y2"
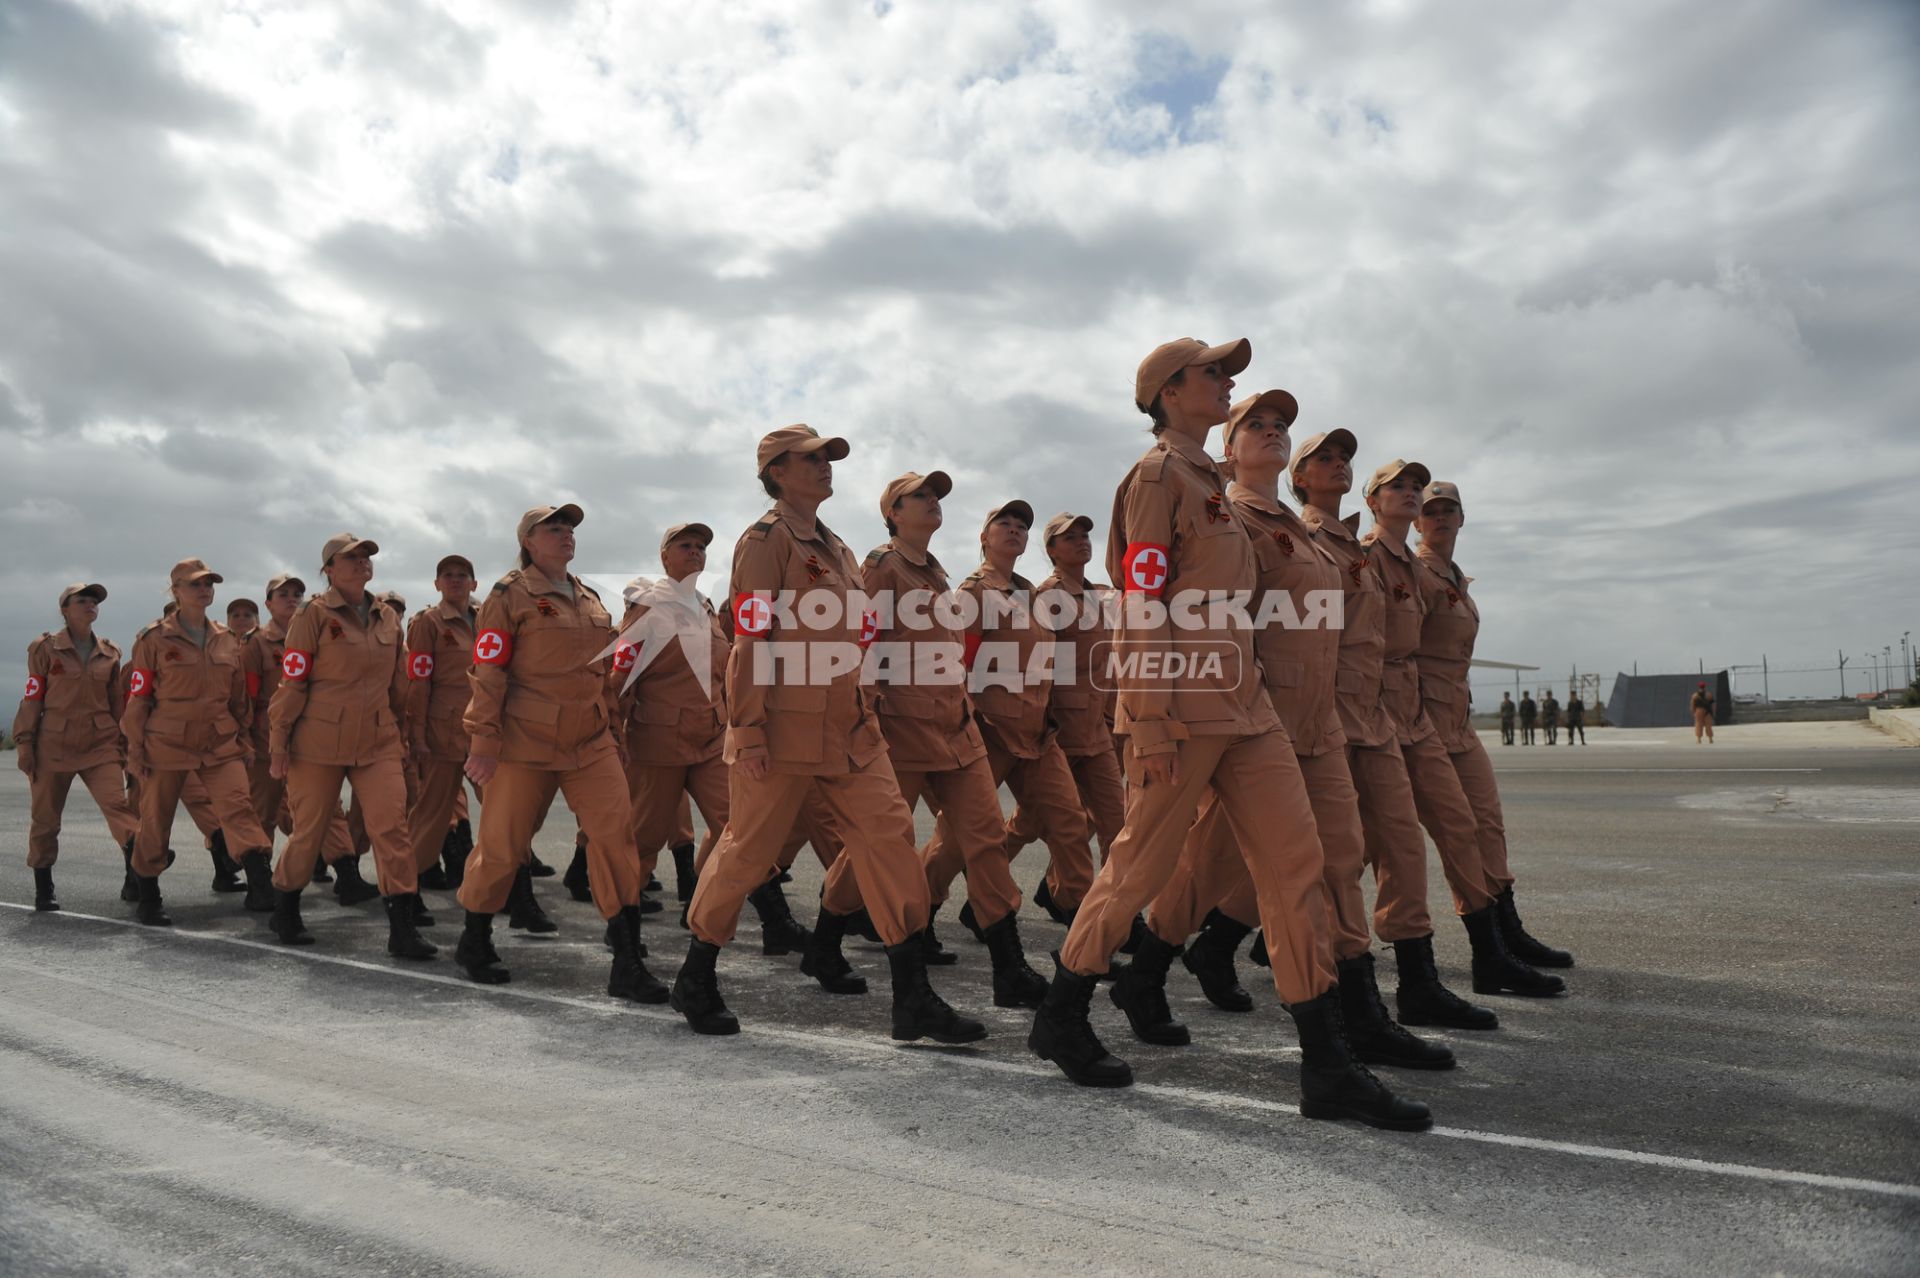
[{"x1": 13, "y1": 336, "x2": 1576, "y2": 1132}]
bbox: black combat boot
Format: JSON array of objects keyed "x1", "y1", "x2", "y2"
[
  {"x1": 670, "y1": 842, "x2": 697, "y2": 903},
  {"x1": 240, "y1": 851, "x2": 276, "y2": 912},
  {"x1": 1108, "y1": 932, "x2": 1191, "y2": 1045},
  {"x1": 1182, "y1": 909, "x2": 1253, "y2": 1013},
  {"x1": 639, "y1": 895, "x2": 662, "y2": 915},
  {"x1": 955, "y1": 900, "x2": 987, "y2": 944},
  {"x1": 121, "y1": 837, "x2": 139, "y2": 902},
  {"x1": 134, "y1": 874, "x2": 172, "y2": 926},
  {"x1": 746, "y1": 879, "x2": 809, "y2": 955},
  {"x1": 455, "y1": 911, "x2": 510, "y2": 984},
  {"x1": 409, "y1": 892, "x2": 435, "y2": 927},
  {"x1": 1336, "y1": 953, "x2": 1455, "y2": 1070},
  {"x1": 312, "y1": 857, "x2": 333, "y2": 883},
  {"x1": 670, "y1": 938, "x2": 739, "y2": 1035},
  {"x1": 607, "y1": 905, "x2": 668, "y2": 1004},
  {"x1": 886, "y1": 935, "x2": 988, "y2": 1044},
  {"x1": 1032, "y1": 878, "x2": 1077, "y2": 926},
  {"x1": 921, "y1": 905, "x2": 958, "y2": 966},
  {"x1": 1250, "y1": 930, "x2": 1269, "y2": 967},
  {"x1": 506, "y1": 864, "x2": 558, "y2": 934},
  {"x1": 331, "y1": 855, "x2": 380, "y2": 906},
  {"x1": 33, "y1": 866, "x2": 59, "y2": 912},
  {"x1": 529, "y1": 851, "x2": 555, "y2": 877},
  {"x1": 562, "y1": 845, "x2": 593, "y2": 902},
  {"x1": 384, "y1": 895, "x2": 438, "y2": 960},
  {"x1": 268, "y1": 888, "x2": 312, "y2": 945},
  {"x1": 1464, "y1": 906, "x2": 1565, "y2": 997},
  {"x1": 1393, "y1": 934, "x2": 1498, "y2": 1030},
  {"x1": 1495, "y1": 886, "x2": 1574, "y2": 968},
  {"x1": 1288, "y1": 990, "x2": 1433, "y2": 1131},
  {"x1": 842, "y1": 906, "x2": 882, "y2": 944},
  {"x1": 1028, "y1": 955, "x2": 1132, "y2": 1087},
  {"x1": 801, "y1": 909, "x2": 870, "y2": 994},
  {"x1": 981, "y1": 911, "x2": 1047, "y2": 1009},
  {"x1": 443, "y1": 820, "x2": 472, "y2": 889},
  {"x1": 1117, "y1": 913, "x2": 1150, "y2": 956},
  {"x1": 208, "y1": 830, "x2": 244, "y2": 893}
]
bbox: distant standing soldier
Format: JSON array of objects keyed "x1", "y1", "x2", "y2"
[
  {"x1": 1565, "y1": 694, "x2": 1586, "y2": 744},
  {"x1": 13, "y1": 583, "x2": 141, "y2": 912},
  {"x1": 1541, "y1": 691, "x2": 1561, "y2": 745},
  {"x1": 1518, "y1": 691, "x2": 1538, "y2": 745},
  {"x1": 404, "y1": 555, "x2": 482, "y2": 891},
  {"x1": 1498, "y1": 692, "x2": 1516, "y2": 745},
  {"x1": 1690, "y1": 682, "x2": 1715, "y2": 744}
]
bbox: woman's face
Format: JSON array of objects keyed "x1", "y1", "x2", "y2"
[
  {"x1": 174, "y1": 579, "x2": 216, "y2": 612},
  {"x1": 1298, "y1": 444, "x2": 1353, "y2": 498},
  {"x1": 267, "y1": 583, "x2": 305, "y2": 625},
  {"x1": 524, "y1": 519, "x2": 577, "y2": 567},
  {"x1": 1228, "y1": 412, "x2": 1292, "y2": 470},
  {"x1": 61, "y1": 595, "x2": 100, "y2": 628},
  {"x1": 1049, "y1": 524, "x2": 1093, "y2": 569},
  {"x1": 771, "y1": 451, "x2": 833, "y2": 503},
  {"x1": 982, "y1": 514, "x2": 1030, "y2": 563},
  {"x1": 1417, "y1": 498, "x2": 1463, "y2": 542},
  {"x1": 892, "y1": 484, "x2": 944, "y2": 537},
  {"x1": 1165, "y1": 361, "x2": 1235, "y2": 428},
  {"x1": 327, "y1": 550, "x2": 375, "y2": 591},
  {"x1": 1370, "y1": 472, "x2": 1424, "y2": 521},
  {"x1": 660, "y1": 538, "x2": 707, "y2": 582}
]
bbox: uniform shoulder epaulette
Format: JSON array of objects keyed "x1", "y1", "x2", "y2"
[
  {"x1": 293, "y1": 599, "x2": 311, "y2": 616},
  {"x1": 959, "y1": 567, "x2": 987, "y2": 587},
  {"x1": 925, "y1": 552, "x2": 946, "y2": 577},
  {"x1": 135, "y1": 622, "x2": 156, "y2": 639},
  {"x1": 744, "y1": 511, "x2": 779, "y2": 541},
  {"x1": 576, "y1": 579, "x2": 603, "y2": 602},
  {"x1": 492, "y1": 570, "x2": 521, "y2": 593},
  {"x1": 1012, "y1": 572, "x2": 1034, "y2": 592},
  {"x1": 1138, "y1": 448, "x2": 1168, "y2": 482},
  {"x1": 1342, "y1": 512, "x2": 1363, "y2": 535},
  {"x1": 864, "y1": 544, "x2": 891, "y2": 567}
]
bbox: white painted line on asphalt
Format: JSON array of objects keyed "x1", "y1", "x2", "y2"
[
  {"x1": 1499, "y1": 768, "x2": 1822, "y2": 774},
  {"x1": 6, "y1": 901, "x2": 1918, "y2": 1204}
]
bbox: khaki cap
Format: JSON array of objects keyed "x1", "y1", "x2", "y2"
[
  {"x1": 515, "y1": 504, "x2": 584, "y2": 543},
  {"x1": 169, "y1": 558, "x2": 223, "y2": 587},
  {"x1": 878, "y1": 471, "x2": 952, "y2": 523},
  {"x1": 58, "y1": 582, "x2": 108, "y2": 607},
  {"x1": 982, "y1": 500, "x2": 1035, "y2": 534},
  {"x1": 435, "y1": 554, "x2": 476, "y2": 578},
  {"x1": 756, "y1": 424, "x2": 849, "y2": 474},
  {"x1": 659, "y1": 522, "x2": 715, "y2": 552},
  {"x1": 1287, "y1": 429, "x2": 1360, "y2": 492},
  {"x1": 1042, "y1": 512, "x2": 1094, "y2": 546},
  {"x1": 1363, "y1": 458, "x2": 1432, "y2": 501},
  {"x1": 1224, "y1": 389, "x2": 1300, "y2": 447},
  {"x1": 1134, "y1": 336, "x2": 1252, "y2": 412},
  {"x1": 225, "y1": 597, "x2": 259, "y2": 614},
  {"x1": 379, "y1": 590, "x2": 407, "y2": 612},
  {"x1": 1421, "y1": 480, "x2": 1464, "y2": 514},
  {"x1": 321, "y1": 532, "x2": 380, "y2": 566},
  {"x1": 265, "y1": 573, "x2": 307, "y2": 597}
]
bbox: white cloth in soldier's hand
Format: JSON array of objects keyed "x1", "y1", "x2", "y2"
[{"x1": 595, "y1": 575, "x2": 717, "y2": 701}]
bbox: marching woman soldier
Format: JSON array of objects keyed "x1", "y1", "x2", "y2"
[
  {"x1": 121, "y1": 560, "x2": 277, "y2": 926},
  {"x1": 1366, "y1": 464, "x2": 1561, "y2": 999},
  {"x1": 452, "y1": 505, "x2": 662, "y2": 1004},
  {"x1": 1140, "y1": 394, "x2": 1453, "y2": 1071},
  {"x1": 1029, "y1": 339, "x2": 1427, "y2": 1130},
  {"x1": 843, "y1": 471, "x2": 1047, "y2": 1006},
  {"x1": 671, "y1": 426, "x2": 985, "y2": 1045},
  {"x1": 13, "y1": 583, "x2": 141, "y2": 911},
  {"x1": 1413, "y1": 481, "x2": 1574, "y2": 972},
  {"x1": 404, "y1": 555, "x2": 481, "y2": 893},
  {"x1": 267, "y1": 534, "x2": 433, "y2": 958},
  {"x1": 610, "y1": 522, "x2": 730, "y2": 932}
]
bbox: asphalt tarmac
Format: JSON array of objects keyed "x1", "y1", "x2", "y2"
[{"x1": 2, "y1": 724, "x2": 1916, "y2": 1276}]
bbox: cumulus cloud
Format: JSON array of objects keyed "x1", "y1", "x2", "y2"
[{"x1": 1, "y1": 0, "x2": 1916, "y2": 705}]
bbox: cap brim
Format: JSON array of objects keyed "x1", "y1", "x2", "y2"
[
  {"x1": 663, "y1": 524, "x2": 714, "y2": 549},
  {"x1": 1049, "y1": 515, "x2": 1094, "y2": 542},
  {"x1": 1196, "y1": 337, "x2": 1252, "y2": 378},
  {"x1": 551, "y1": 504, "x2": 584, "y2": 527},
  {"x1": 186, "y1": 571, "x2": 224, "y2": 585},
  {"x1": 924, "y1": 470, "x2": 952, "y2": 499},
  {"x1": 65, "y1": 583, "x2": 108, "y2": 605},
  {"x1": 986, "y1": 500, "x2": 1035, "y2": 529},
  {"x1": 788, "y1": 436, "x2": 850, "y2": 462},
  {"x1": 273, "y1": 577, "x2": 308, "y2": 595}
]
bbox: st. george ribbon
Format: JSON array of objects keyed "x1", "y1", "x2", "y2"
[{"x1": 595, "y1": 574, "x2": 717, "y2": 698}]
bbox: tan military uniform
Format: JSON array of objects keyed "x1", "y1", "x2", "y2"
[
  {"x1": 241, "y1": 617, "x2": 354, "y2": 866},
  {"x1": 844, "y1": 536, "x2": 1022, "y2": 927},
  {"x1": 453, "y1": 565, "x2": 644, "y2": 921},
  {"x1": 613, "y1": 589, "x2": 730, "y2": 886},
  {"x1": 684, "y1": 501, "x2": 932, "y2": 948},
  {"x1": 1301, "y1": 505, "x2": 1433, "y2": 943},
  {"x1": 1414, "y1": 543, "x2": 1514, "y2": 901},
  {"x1": 13, "y1": 627, "x2": 140, "y2": 866},
  {"x1": 268, "y1": 587, "x2": 415, "y2": 895},
  {"x1": 1147, "y1": 482, "x2": 1372, "y2": 961},
  {"x1": 1365, "y1": 524, "x2": 1493, "y2": 918},
  {"x1": 122, "y1": 613, "x2": 272, "y2": 877},
  {"x1": 921, "y1": 560, "x2": 1097, "y2": 912},
  {"x1": 404, "y1": 599, "x2": 482, "y2": 874},
  {"x1": 1058, "y1": 434, "x2": 1335, "y2": 1005}
]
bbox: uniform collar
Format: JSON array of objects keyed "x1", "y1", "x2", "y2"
[
  {"x1": 1301, "y1": 504, "x2": 1359, "y2": 542},
  {"x1": 1041, "y1": 568, "x2": 1087, "y2": 596},
  {"x1": 519, "y1": 564, "x2": 578, "y2": 599},
  {"x1": 1160, "y1": 431, "x2": 1220, "y2": 474},
  {"x1": 1415, "y1": 543, "x2": 1470, "y2": 587},
  {"x1": 261, "y1": 617, "x2": 288, "y2": 643},
  {"x1": 433, "y1": 598, "x2": 475, "y2": 623},
  {"x1": 313, "y1": 585, "x2": 377, "y2": 614},
  {"x1": 158, "y1": 612, "x2": 222, "y2": 641},
  {"x1": 774, "y1": 500, "x2": 826, "y2": 544},
  {"x1": 975, "y1": 562, "x2": 1022, "y2": 592},
  {"x1": 1225, "y1": 480, "x2": 1290, "y2": 518},
  {"x1": 889, "y1": 534, "x2": 932, "y2": 568},
  {"x1": 1365, "y1": 525, "x2": 1414, "y2": 563},
  {"x1": 47, "y1": 628, "x2": 79, "y2": 654}
]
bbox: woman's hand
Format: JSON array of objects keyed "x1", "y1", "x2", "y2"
[
  {"x1": 269, "y1": 751, "x2": 291, "y2": 779},
  {"x1": 465, "y1": 753, "x2": 499, "y2": 787}
]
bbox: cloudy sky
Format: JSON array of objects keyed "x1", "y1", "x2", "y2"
[{"x1": 3, "y1": 0, "x2": 1917, "y2": 709}]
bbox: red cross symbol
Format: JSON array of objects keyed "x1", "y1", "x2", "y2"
[
  {"x1": 1123, "y1": 542, "x2": 1170, "y2": 596},
  {"x1": 473, "y1": 629, "x2": 511, "y2": 666},
  {"x1": 128, "y1": 669, "x2": 154, "y2": 697},
  {"x1": 281, "y1": 650, "x2": 312, "y2": 681},
  {"x1": 859, "y1": 610, "x2": 879, "y2": 648},
  {"x1": 733, "y1": 593, "x2": 773, "y2": 636},
  {"x1": 612, "y1": 643, "x2": 637, "y2": 672},
  {"x1": 23, "y1": 675, "x2": 43, "y2": 700},
  {"x1": 408, "y1": 652, "x2": 435, "y2": 680}
]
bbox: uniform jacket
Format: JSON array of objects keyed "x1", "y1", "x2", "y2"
[
  {"x1": 13, "y1": 628, "x2": 125, "y2": 771},
  {"x1": 612, "y1": 589, "x2": 728, "y2": 767},
  {"x1": 1031, "y1": 568, "x2": 1117, "y2": 759},
  {"x1": 122, "y1": 614, "x2": 252, "y2": 771},
  {"x1": 862, "y1": 538, "x2": 987, "y2": 773},
  {"x1": 268, "y1": 588, "x2": 407, "y2": 766},
  {"x1": 1361, "y1": 527, "x2": 1437, "y2": 748},
  {"x1": 465, "y1": 566, "x2": 620, "y2": 769},
  {"x1": 1231, "y1": 483, "x2": 1346, "y2": 758},
  {"x1": 957, "y1": 562, "x2": 1058, "y2": 760},
  {"x1": 1519, "y1": 696, "x2": 1538, "y2": 723},
  {"x1": 1412, "y1": 543, "x2": 1481, "y2": 753},
  {"x1": 725, "y1": 501, "x2": 888, "y2": 774},
  {"x1": 1301, "y1": 506, "x2": 1393, "y2": 749},
  {"x1": 406, "y1": 600, "x2": 478, "y2": 762},
  {"x1": 1541, "y1": 696, "x2": 1561, "y2": 726}
]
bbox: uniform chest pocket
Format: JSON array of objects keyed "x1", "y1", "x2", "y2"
[
  {"x1": 1264, "y1": 659, "x2": 1305, "y2": 690},
  {"x1": 504, "y1": 693, "x2": 563, "y2": 752}
]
